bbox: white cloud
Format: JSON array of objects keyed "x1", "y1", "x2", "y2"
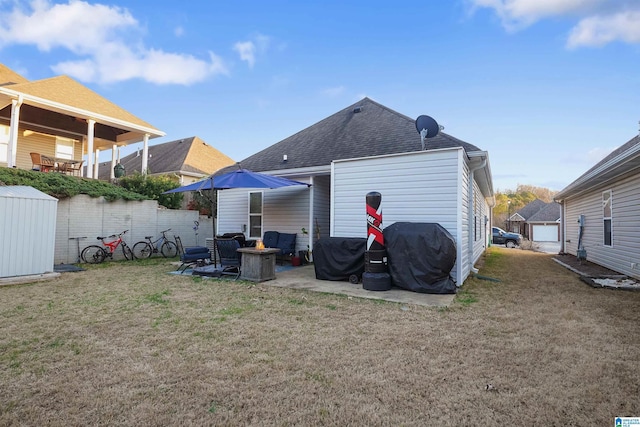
[
  {"x1": 233, "y1": 41, "x2": 257, "y2": 68},
  {"x1": 0, "y1": 0, "x2": 227, "y2": 85},
  {"x1": 233, "y1": 33, "x2": 271, "y2": 68},
  {"x1": 567, "y1": 10, "x2": 640, "y2": 47},
  {"x1": 467, "y1": 0, "x2": 606, "y2": 29},
  {"x1": 467, "y1": 0, "x2": 640, "y2": 47}
]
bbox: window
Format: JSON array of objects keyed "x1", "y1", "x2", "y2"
[
  {"x1": 248, "y1": 192, "x2": 263, "y2": 238},
  {"x1": 603, "y1": 190, "x2": 612, "y2": 246},
  {"x1": 0, "y1": 125, "x2": 9, "y2": 163},
  {"x1": 55, "y1": 137, "x2": 75, "y2": 160}
]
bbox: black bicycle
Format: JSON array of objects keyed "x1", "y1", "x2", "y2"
[{"x1": 132, "y1": 228, "x2": 178, "y2": 259}]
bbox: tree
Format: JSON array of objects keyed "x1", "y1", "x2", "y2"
[
  {"x1": 117, "y1": 173, "x2": 183, "y2": 209},
  {"x1": 492, "y1": 186, "x2": 555, "y2": 228},
  {"x1": 515, "y1": 184, "x2": 557, "y2": 203}
]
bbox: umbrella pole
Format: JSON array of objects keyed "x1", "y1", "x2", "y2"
[{"x1": 211, "y1": 178, "x2": 217, "y2": 267}]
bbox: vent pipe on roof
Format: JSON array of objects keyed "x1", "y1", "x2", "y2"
[
  {"x1": 353, "y1": 106, "x2": 362, "y2": 113},
  {"x1": 283, "y1": 154, "x2": 288, "y2": 162}
]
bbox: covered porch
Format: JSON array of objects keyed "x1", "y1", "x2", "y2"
[{"x1": 0, "y1": 64, "x2": 164, "y2": 179}]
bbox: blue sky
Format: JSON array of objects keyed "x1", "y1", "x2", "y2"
[{"x1": 1, "y1": 0, "x2": 639, "y2": 191}]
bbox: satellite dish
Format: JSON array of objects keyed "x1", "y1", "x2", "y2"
[{"x1": 415, "y1": 115, "x2": 440, "y2": 150}]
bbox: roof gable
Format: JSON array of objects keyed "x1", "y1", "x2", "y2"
[
  {"x1": 233, "y1": 97, "x2": 482, "y2": 173},
  {"x1": 527, "y1": 202, "x2": 561, "y2": 222},
  {"x1": 98, "y1": 136, "x2": 235, "y2": 179},
  {"x1": 0, "y1": 64, "x2": 29, "y2": 86},
  {"x1": 516, "y1": 199, "x2": 547, "y2": 220}
]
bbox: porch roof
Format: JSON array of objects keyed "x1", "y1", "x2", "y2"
[{"x1": 0, "y1": 64, "x2": 164, "y2": 150}]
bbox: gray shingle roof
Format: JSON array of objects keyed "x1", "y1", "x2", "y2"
[
  {"x1": 222, "y1": 97, "x2": 482, "y2": 173},
  {"x1": 527, "y1": 202, "x2": 560, "y2": 222},
  {"x1": 97, "y1": 136, "x2": 234, "y2": 180},
  {"x1": 515, "y1": 199, "x2": 547, "y2": 220}
]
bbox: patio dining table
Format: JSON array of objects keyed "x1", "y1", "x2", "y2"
[{"x1": 47, "y1": 157, "x2": 82, "y2": 175}]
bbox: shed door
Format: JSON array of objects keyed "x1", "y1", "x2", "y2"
[{"x1": 532, "y1": 225, "x2": 558, "y2": 242}]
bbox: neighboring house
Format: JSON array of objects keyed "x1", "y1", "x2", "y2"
[
  {"x1": 510, "y1": 200, "x2": 560, "y2": 242},
  {"x1": 0, "y1": 63, "x2": 164, "y2": 178},
  {"x1": 508, "y1": 199, "x2": 546, "y2": 235},
  {"x1": 555, "y1": 134, "x2": 640, "y2": 280},
  {"x1": 215, "y1": 98, "x2": 494, "y2": 285},
  {"x1": 96, "y1": 136, "x2": 235, "y2": 185}
]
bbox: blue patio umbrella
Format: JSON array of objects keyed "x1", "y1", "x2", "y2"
[
  {"x1": 163, "y1": 168, "x2": 309, "y2": 193},
  {"x1": 163, "y1": 168, "x2": 310, "y2": 260}
]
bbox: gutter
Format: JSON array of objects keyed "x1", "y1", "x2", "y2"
[
  {"x1": 0, "y1": 87, "x2": 165, "y2": 137},
  {"x1": 554, "y1": 138, "x2": 640, "y2": 201}
]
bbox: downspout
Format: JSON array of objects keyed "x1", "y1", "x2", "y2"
[
  {"x1": 308, "y1": 176, "x2": 315, "y2": 261},
  {"x1": 468, "y1": 157, "x2": 487, "y2": 275},
  {"x1": 557, "y1": 199, "x2": 565, "y2": 254}
]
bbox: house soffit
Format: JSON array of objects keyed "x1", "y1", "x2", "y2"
[{"x1": 0, "y1": 102, "x2": 148, "y2": 150}]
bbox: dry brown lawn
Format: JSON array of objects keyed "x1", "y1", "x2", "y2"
[{"x1": 1, "y1": 247, "x2": 639, "y2": 426}]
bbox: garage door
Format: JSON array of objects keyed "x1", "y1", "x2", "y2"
[{"x1": 532, "y1": 225, "x2": 558, "y2": 242}]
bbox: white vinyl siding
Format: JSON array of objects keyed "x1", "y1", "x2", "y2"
[
  {"x1": 217, "y1": 189, "x2": 249, "y2": 235},
  {"x1": 460, "y1": 159, "x2": 491, "y2": 284},
  {"x1": 332, "y1": 149, "x2": 464, "y2": 283},
  {"x1": 217, "y1": 178, "x2": 311, "y2": 253},
  {"x1": 563, "y1": 173, "x2": 640, "y2": 279}
]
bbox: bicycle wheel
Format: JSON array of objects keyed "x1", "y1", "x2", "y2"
[
  {"x1": 160, "y1": 241, "x2": 178, "y2": 258},
  {"x1": 133, "y1": 242, "x2": 153, "y2": 259},
  {"x1": 81, "y1": 245, "x2": 106, "y2": 264},
  {"x1": 122, "y1": 243, "x2": 134, "y2": 261}
]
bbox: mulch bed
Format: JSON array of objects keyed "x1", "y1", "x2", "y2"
[{"x1": 553, "y1": 253, "x2": 640, "y2": 291}]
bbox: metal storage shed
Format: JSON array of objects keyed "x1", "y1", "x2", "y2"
[{"x1": 0, "y1": 186, "x2": 58, "y2": 278}]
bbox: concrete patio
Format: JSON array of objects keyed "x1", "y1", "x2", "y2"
[{"x1": 264, "y1": 264, "x2": 456, "y2": 308}]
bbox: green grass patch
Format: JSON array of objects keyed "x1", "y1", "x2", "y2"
[
  {"x1": 219, "y1": 306, "x2": 244, "y2": 316},
  {"x1": 144, "y1": 290, "x2": 171, "y2": 305},
  {"x1": 456, "y1": 289, "x2": 478, "y2": 306}
]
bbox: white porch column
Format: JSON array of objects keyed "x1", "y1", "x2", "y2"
[
  {"x1": 111, "y1": 144, "x2": 117, "y2": 181},
  {"x1": 141, "y1": 133, "x2": 149, "y2": 174},
  {"x1": 93, "y1": 148, "x2": 100, "y2": 179},
  {"x1": 86, "y1": 119, "x2": 95, "y2": 178},
  {"x1": 7, "y1": 96, "x2": 23, "y2": 168}
]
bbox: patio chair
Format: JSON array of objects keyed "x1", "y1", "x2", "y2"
[
  {"x1": 175, "y1": 236, "x2": 211, "y2": 274},
  {"x1": 61, "y1": 160, "x2": 83, "y2": 176},
  {"x1": 30, "y1": 152, "x2": 54, "y2": 172},
  {"x1": 216, "y1": 238, "x2": 242, "y2": 280}
]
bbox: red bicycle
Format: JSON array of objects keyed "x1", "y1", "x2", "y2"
[{"x1": 81, "y1": 230, "x2": 134, "y2": 264}]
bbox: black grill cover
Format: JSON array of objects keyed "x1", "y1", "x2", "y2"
[
  {"x1": 384, "y1": 222, "x2": 457, "y2": 294},
  {"x1": 314, "y1": 237, "x2": 366, "y2": 281}
]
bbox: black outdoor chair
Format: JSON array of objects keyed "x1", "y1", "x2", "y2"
[
  {"x1": 175, "y1": 236, "x2": 211, "y2": 274},
  {"x1": 216, "y1": 238, "x2": 242, "y2": 280}
]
